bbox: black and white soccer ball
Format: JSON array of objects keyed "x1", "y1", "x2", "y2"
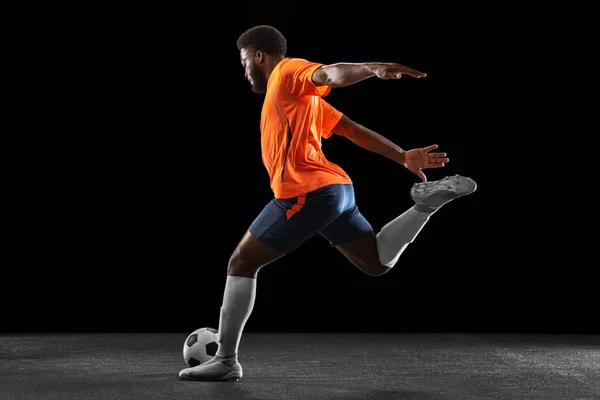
[{"x1": 182, "y1": 327, "x2": 219, "y2": 367}]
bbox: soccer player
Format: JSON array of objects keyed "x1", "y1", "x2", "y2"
[{"x1": 179, "y1": 25, "x2": 476, "y2": 382}]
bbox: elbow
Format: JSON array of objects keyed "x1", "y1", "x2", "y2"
[
  {"x1": 320, "y1": 74, "x2": 337, "y2": 88},
  {"x1": 314, "y1": 66, "x2": 343, "y2": 87},
  {"x1": 324, "y1": 69, "x2": 348, "y2": 88},
  {"x1": 325, "y1": 75, "x2": 342, "y2": 88}
]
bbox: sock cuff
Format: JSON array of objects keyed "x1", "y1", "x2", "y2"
[{"x1": 226, "y1": 275, "x2": 255, "y2": 284}]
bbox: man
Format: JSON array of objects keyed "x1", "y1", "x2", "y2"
[{"x1": 179, "y1": 25, "x2": 476, "y2": 382}]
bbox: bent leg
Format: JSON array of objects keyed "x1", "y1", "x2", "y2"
[
  {"x1": 333, "y1": 207, "x2": 431, "y2": 275},
  {"x1": 331, "y1": 175, "x2": 478, "y2": 276},
  {"x1": 320, "y1": 185, "x2": 433, "y2": 276}
]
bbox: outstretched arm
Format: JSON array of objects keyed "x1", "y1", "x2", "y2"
[
  {"x1": 333, "y1": 115, "x2": 407, "y2": 164},
  {"x1": 332, "y1": 115, "x2": 448, "y2": 182},
  {"x1": 312, "y1": 62, "x2": 426, "y2": 88}
]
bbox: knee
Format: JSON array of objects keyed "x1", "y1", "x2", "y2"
[
  {"x1": 339, "y1": 234, "x2": 393, "y2": 277},
  {"x1": 360, "y1": 247, "x2": 393, "y2": 277},
  {"x1": 353, "y1": 256, "x2": 392, "y2": 277},
  {"x1": 364, "y1": 262, "x2": 392, "y2": 277},
  {"x1": 227, "y1": 248, "x2": 261, "y2": 278}
]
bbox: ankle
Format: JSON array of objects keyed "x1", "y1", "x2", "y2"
[
  {"x1": 216, "y1": 352, "x2": 238, "y2": 361},
  {"x1": 413, "y1": 205, "x2": 436, "y2": 214}
]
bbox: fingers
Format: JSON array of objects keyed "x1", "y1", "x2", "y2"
[
  {"x1": 423, "y1": 144, "x2": 438, "y2": 152},
  {"x1": 408, "y1": 71, "x2": 427, "y2": 78},
  {"x1": 428, "y1": 162, "x2": 446, "y2": 168},
  {"x1": 429, "y1": 152, "x2": 447, "y2": 158},
  {"x1": 404, "y1": 67, "x2": 426, "y2": 78},
  {"x1": 415, "y1": 169, "x2": 427, "y2": 182},
  {"x1": 426, "y1": 153, "x2": 448, "y2": 168}
]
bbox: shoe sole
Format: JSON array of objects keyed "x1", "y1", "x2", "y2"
[
  {"x1": 179, "y1": 372, "x2": 242, "y2": 382},
  {"x1": 411, "y1": 175, "x2": 477, "y2": 201}
]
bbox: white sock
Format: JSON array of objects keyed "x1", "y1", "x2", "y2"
[
  {"x1": 376, "y1": 207, "x2": 432, "y2": 267},
  {"x1": 215, "y1": 275, "x2": 257, "y2": 358}
]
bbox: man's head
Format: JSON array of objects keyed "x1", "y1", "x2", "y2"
[{"x1": 237, "y1": 25, "x2": 287, "y2": 94}]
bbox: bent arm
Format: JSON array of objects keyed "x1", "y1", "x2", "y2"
[
  {"x1": 312, "y1": 63, "x2": 381, "y2": 88},
  {"x1": 332, "y1": 115, "x2": 406, "y2": 165}
]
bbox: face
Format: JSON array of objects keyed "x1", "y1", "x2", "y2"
[{"x1": 240, "y1": 48, "x2": 267, "y2": 94}]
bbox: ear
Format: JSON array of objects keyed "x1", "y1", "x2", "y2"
[{"x1": 255, "y1": 50, "x2": 264, "y2": 64}]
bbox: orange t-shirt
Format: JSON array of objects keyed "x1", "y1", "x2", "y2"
[{"x1": 260, "y1": 57, "x2": 352, "y2": 199}]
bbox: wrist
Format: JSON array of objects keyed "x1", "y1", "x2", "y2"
[
  {"x1": 365, "y1": 63, "x2": 381, "y2": 77},
  {"x1": 396, "y1": 149, "x2": 406, "y2": 166}
]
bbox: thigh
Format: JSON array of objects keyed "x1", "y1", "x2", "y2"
[
  {"x1": 319, "y1": 206, "x2": 383, "y2": 272},
  {"x1": 249, "y1": 192, "x2": 341, "y2": 254},
  {"x1": 318, "y1": 186, "x2": 387, "y2": 275},
  {"x1": 318, "y1": 185, "x2": 374, "y2": 247}
]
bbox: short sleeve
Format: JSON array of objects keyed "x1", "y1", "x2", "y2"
[
  {"x1": 281, "y1": 58, "x2": 332, "y2": 98},
  {"x1": 320, "y1": 99, "x2": 343, "y2": 139}
]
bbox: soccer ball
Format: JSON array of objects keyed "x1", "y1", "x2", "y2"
[{"x1": 183, "y1": 327, "x2": 219, "y2": 367}]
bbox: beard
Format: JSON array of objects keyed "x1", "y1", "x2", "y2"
[{"x1": 248, "y1": 62, "x2": 267, "y2": 94}]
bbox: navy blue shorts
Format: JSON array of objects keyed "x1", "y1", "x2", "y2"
[{"x1": 249, "y1": 183, "x2": 374, "y2": 253}]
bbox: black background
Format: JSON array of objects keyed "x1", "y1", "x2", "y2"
[{"x1": 5, "y1": 2, "x2": 593, "y2": 334}]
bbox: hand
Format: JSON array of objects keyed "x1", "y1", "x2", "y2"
[
  {"x1": 403, "y1": 144, "x2": 449, "y2": 182},
  {"x1": 373, "y1": 63, "x2": 426, "y2": 79}
]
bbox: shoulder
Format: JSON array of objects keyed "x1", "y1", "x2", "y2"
[
  {"x1": 279, "y1": 58, "x2": 324, "y2": 75},
  {"x1": 274, "y1": 58, "x2": 330, "y2": 97}
]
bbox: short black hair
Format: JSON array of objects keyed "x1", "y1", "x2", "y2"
[{"x1": 236, "y1": 25, "x2": 287, "y2": 58}]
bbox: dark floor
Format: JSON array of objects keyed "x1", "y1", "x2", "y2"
[{"x1": 0, "y1": 333, "x2": 598, "y2": 400}]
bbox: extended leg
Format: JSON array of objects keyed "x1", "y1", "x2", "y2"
[{"x1": 178, "y1": 230, "x2": 285, "y2": 382}]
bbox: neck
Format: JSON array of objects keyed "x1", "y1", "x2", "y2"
[{"x1": 263, "y1": 56, "x2": 284, "y2": 81}]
